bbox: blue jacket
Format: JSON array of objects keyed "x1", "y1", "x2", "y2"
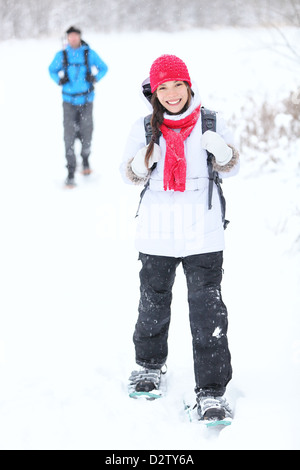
[{"x1": 49, "y1": 43, "x2": 108, "y2": 105}]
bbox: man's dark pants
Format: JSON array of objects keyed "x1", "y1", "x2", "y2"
[{"x1": 63, "y1": 101, "x2": 93, "y2": 173}]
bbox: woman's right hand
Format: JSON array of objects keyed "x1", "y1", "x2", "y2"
[{"x1": 131, "y1": 143, "x2": 161, "y2": 177}]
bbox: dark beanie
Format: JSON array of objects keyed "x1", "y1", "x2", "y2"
[{"x1": 66, "y1": 26, "x2": 81, "y2": 35}]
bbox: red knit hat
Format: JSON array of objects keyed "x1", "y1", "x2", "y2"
[{"x1": 150, "y1": 54, "x2": 192, "y2": 93}]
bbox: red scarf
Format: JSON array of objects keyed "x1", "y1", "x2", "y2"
[{"x1": 160, "y1": 105, "x2": 201, "y2": 192}]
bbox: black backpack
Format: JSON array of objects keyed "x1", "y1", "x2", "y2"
[
  {"x1": 62, "y1": 40, "x2": 94, "y2": 97},
  {"x1": 136, "y1": 107, "x2": 229, "y2": 229}
]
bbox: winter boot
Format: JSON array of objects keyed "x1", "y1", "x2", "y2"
[
  {"x1": 82, "y1": 158, "x2": 92, "y2": 176},
  {"x1": 128, "y1": 367, "x2": 165, "y2": 399},
  {"x1": 196, "y1": 390, "x2": 232, "y2": 421},
  {"x1": 65, "y1": 169, "x2": 76, "y2": 188}
]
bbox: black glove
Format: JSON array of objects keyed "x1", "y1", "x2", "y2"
[
  {"x1": 86, "y1": 73, "x2": 96, "y2": 84},
  {"x1": 59, "y1": 76, "x2": 69, "y2": 85}
]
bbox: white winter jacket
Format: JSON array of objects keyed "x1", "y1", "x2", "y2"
[{"x1": 120, "y1": 81, "x2": 240, "y2": 258}]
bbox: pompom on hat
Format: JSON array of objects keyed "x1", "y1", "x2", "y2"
[{"x1": 150, "y1": 54, "x2": 192, "y2": 93}]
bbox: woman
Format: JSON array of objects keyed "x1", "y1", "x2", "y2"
[{"x1": 120, "y1": 55, "x2": 239, "y2": 421}]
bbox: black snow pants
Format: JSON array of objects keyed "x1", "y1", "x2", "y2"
[
  {"x1": 133, "y1": 251, "x2": 232, "y2": 396},
  {"x1": 63, "y1": 101, "x2": 93, "y2": 173}
]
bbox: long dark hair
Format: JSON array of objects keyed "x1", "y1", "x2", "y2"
[{"x1": 144, "y1": 83, "x2": 194, "y2": 168}]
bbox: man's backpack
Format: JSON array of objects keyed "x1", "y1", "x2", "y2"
[
  {"x1": 62, "y1": 40, "x2": 94, "y2": 97},
  {"x1": 136, "y1": 107, "x2": 229, "y2": 229}
]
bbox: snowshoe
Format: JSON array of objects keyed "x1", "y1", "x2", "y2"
[
  {"x1": 196, "y1": 392, "x2": 232, "y2": 425},
  {"x1": 128, "y1": 367, "x2": 166, "y2": 400}
]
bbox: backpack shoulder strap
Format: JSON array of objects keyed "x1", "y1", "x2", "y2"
[
  {"x1": 143, "y1": 114, "x2": 161, "y2": 172},
  {"x1": 144, "y1": 114, "x2": 161, "y2": 145},
  {"x1": 62, "y1": 49, "x2": 69, "y2": 81},
  {"x1": 82, "y1": 43, "x2": 94, "y2": 94},
  {"x1": 201, "y1": 106, "x2": 216, "y2": 133},
  {"x1": 62, "y1": 49, "x2": 68, "y2": 69},
  {"x1": 201, "y1": 107, "x2": 216, "y2": 210},
  {"x1": 201, "y1": 106, "x2": 229, "y2": 229},
  {"x1": 135, "y1": 115, "x2": 160, "y2": 217},
  {"x1": 84, "y1": 48, "x2": 90, "y2": 70},
  {"x1": 80, "y1": 40, "x2": 90, "y2": 71},
  {"x1": 144, "y1": 114, "x2": 153, "y2": 145}
]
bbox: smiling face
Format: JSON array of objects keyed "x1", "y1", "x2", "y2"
[{"x1": 156, "y1": 80, "x2": 189, "y2": 114}]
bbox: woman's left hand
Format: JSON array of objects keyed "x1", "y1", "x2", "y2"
[{"x1": 201, "y1": 130, "x2": 232, "y2": 166}]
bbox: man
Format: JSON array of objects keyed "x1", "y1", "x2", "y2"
[{"x1": 49, "y1": 26, "x2": 108, "y2": 187}]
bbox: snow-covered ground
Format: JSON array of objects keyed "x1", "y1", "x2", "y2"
[{"x1": 0, "y1": 28, "x2": 299, "y2": 450}]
